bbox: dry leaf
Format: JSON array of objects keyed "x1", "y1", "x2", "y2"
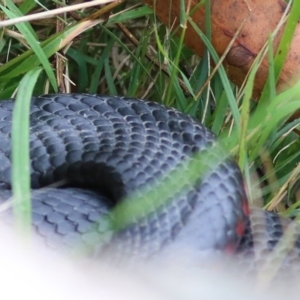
[{"x1": 143, "y1": 0, "x2": 300, "y2": 98}]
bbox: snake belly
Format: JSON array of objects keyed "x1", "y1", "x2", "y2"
[{"x1": 0, "y1": 93, "x2": 293, "y2": 268}]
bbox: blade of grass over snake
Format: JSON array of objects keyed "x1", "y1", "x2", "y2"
[
  {"x1": 12, "y1": 68, "x2": 42, "y2": 236},
  {"x1": 111, "y1": 143, "x2": 228, "y2": 231},
  {"x1": 74, "y1": 141, "x2": 230, "y2": 257}
]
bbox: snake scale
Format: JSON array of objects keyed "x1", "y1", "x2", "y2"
[{"x1": 0, "y1": 93, "x2": 299, "y2": 277}]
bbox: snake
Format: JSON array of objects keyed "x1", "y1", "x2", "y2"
[{"x1": 0, "y1": 93, "x2": 299, "y2": 277}]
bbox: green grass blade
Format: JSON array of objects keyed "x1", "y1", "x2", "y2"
[
  {"x1": 259, "y1": 0, "x2": 300, "y2": 104},
  {"x1": 99, "y1": 24, "x2": 155, "y2": 90},
  {"x1": 104, "y1": 58, "x2": 117, "y2": 95},
  {"x1": 187, "y1": 16, "x2": 240, "y2": 127},
  {"x1": 0, "y1": 21, "x2": 100, "y2": 82},
  {"x1": 1, "y1": 1, "x2": 57, "y2": 91},
  {"x1": 211, "y1": 91, "x2": 229, "y2": 134},
  {"x1": 164, "y1": 3, "x2": 187, "y2": 106},
  {"x1": 19, "y1": 0, "x2": 38, "y2": 14},
  {"x1": 273, "y1": 0, "x2": 300, "y2": 83},
  {"x1": 12, "y1": 67, "x2": 42, "y2": 236},
  {"x1": 237, "y1": 49, "x2": 263, "y2": 170},
  {"x1": 67, "y1": 48, "x2": 89, "y2": 93},
  {"x1": 87, "y1": 39, "x2": 115, "y2": 94},
  {"x1": 108, "y1": 6, "x2": 153, "y2": 24}
]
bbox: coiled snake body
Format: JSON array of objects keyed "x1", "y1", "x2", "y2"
[{"x1": 0, "y1": 94, "x2": 299, "y2": 275}]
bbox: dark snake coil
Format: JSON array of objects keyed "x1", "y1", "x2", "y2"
[{"x1": 0, "y1": 94, "x2": 300, "y2": 276}]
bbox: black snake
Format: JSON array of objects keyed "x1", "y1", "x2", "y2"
[{"x1": 0, "y1": 93, "x2": 299, "y2": 277}]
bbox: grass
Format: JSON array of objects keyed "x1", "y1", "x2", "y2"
[
  {"x1": 1, "y1": 0, "x2": 300, "y2": 276},
  {"x1": 11, "y1": 67, "x2": 42, "y2": 235}
]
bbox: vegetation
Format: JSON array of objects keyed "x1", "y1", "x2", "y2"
[{"x1": 0, "y1": 0, "x2": 300, "y2": 243}]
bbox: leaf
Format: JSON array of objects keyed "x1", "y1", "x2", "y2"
[
  {"x1": 12, "y1": 67, "x2": 43, "y2": 236},
  {"x1": 143, "y1": 0, "x2": 300, "y2": 98}
]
